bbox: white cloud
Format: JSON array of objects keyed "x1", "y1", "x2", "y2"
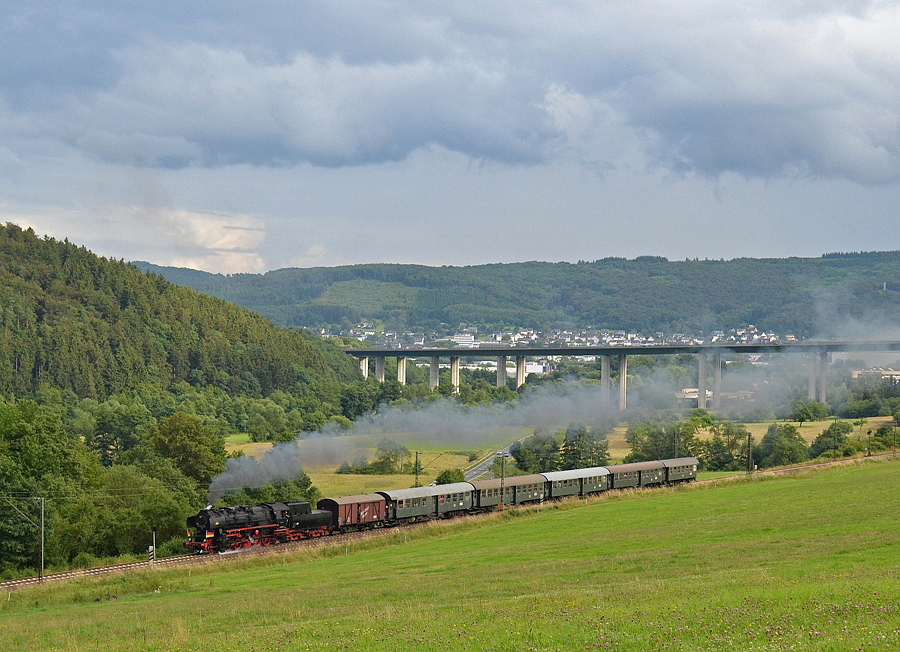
[
  {"x1": 288, "y1": 244, "x2": 329, "y2": 268},
  {"x1": 167, "y1": 251, "x2": 268, "y2": 275},
  {"x1": 0, "y1": 202, "x2": 268, "y2": 273}
]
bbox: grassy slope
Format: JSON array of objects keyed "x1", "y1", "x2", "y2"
[{"x1": 1, "y1": 459, "x2": 898, "y2": 651}]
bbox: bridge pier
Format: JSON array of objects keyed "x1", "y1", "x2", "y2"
[
  {"x1": 808, "y1": 353, "x2": 817, "y2": 401},
  {"x1": 430, "y1": 357, "x2": 440, "y2": 390},
  {"x1": 497, "y1": 355, "x2": 507, "y2": 388},
  {"x1": 698, "y1": 353, "x2": 708, "y2": 410},
  {"x1": 515, "y1": 356, "x2": 526, "y2": 389},
  {"x1": 359, "y1": 357, "x2": 369, "y2": 379},
  {"x1": 396, "y1": 356, "x2": 407, "y2": 385},
  {"x1": 712, "y1": 353, "x2": 722, "y2": 409},
  {"x1": 450, "y1": 356, "x2": 460, "y2": 394},
  {"x1": 375, "y1": 357, "x2": 385, "y2": 383},
  {"x1": 600, "y1": 355, "x2": 611, "y2": 409},
  {"x1": 818, "y1": 352, "x2": 828, "y2": 403},
  {"x1": 618, "y1": 354, "x2": 628, "y2": 411}
]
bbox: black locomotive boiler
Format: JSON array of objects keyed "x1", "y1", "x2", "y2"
[{"x1": 186, "y1": 501, "x2": 331, "y2": 554}]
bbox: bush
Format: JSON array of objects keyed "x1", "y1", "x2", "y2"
[
  {"x1": 72, "y1": 552, "x2": 100, "y2": 569},
  {"x1": 435, "y1": 468, "x2": 465, "y2": 484},
  {"x1": 756, "y1": 423, "x2": 809, "y2": 468},
  {"x1": 809, "y1": 421, "x2": 853, "y2": 459},
  {"x1": 157, "y1": 537, "x2": 189, "y2": 558}
]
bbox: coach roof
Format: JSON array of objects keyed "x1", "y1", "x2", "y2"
[
  {"x1": 604, "y1": 461, "x2": 666, "y2": 474},
  {"x1": 318, "y1": 494, "x2": 385, "y2": 506},
  {"x1": 470, "y1": 474, "x2": 546, "y2": 491},
  {"x1": 661, "y1": 457, "x2": 699, "y2": 467},
  {"x1": 540, "y1": 467, "x2": 610, "y2": 482},
  {"x1": 377, "y1": 483, "x2": 474, "y2": 501}
]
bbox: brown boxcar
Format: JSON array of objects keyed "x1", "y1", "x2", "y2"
[{"x1": 317, "y1": 494, "x2": 386, "y2": 530}]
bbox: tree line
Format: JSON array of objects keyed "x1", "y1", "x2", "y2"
[{"x1": 623, "y1": 410, "x2": 898, "y2": 471}]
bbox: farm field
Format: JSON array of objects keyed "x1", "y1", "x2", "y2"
[
  {"x1": 1, "y1": 458, "x2": 897, "y2": 651},
  {"x1": 307, "y1": 451, "x2": 472, "y2": 497},
  {"x1": 224, "y1": 418, "x2": 894, "y2": 467},
  {"x1": 224, "y1": 417, "x2": 893, "y2": 496},
  {"x1": 225, "y1": 428, "x2": 527, "y2": 460}
]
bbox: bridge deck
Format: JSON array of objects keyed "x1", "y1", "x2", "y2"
[{"x1": 346, "y1": 341, "x2": 900, "y2": 358}]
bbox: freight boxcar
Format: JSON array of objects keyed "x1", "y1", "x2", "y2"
[{"x1": 317, "y1": 494, "x2": 386, "y2": 531}]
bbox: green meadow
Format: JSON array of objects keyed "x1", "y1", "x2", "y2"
[{"x1": 1, "y1": 459, "x2": 897, "y2": 651}]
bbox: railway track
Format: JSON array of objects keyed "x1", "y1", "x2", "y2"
[
  {"x1": 3, "y1": 452, "x2": 894, "y2": 592},
  {"x1": 0, "y1": 554, "x2": 203, "y2": 591},
  {"x1": 0, "y1": 522, "x2": 419, "y2": 592},
  {"x1": 697, "y1": 451, "x2": 896, "y2": 485}
]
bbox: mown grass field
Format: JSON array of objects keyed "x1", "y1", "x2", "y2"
[{"x1": 2, "y1": 458, "x2": 897, "y2": 651}]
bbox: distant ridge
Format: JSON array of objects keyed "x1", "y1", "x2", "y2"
[{"x1": 133, "y1": 253, "x2": 900, "y2": 337}]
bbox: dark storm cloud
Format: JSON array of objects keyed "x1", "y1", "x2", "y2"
[{"x1": 2, "y1": 1, "x2": 898, "y2": 182}]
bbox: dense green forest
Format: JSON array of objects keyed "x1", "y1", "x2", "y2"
[
  {"x1": 0, "y1": 224, "x2": 362, "y2": 401},
  {"x1": 136, "y1": 253, "x2": 900, "y2": 335}
]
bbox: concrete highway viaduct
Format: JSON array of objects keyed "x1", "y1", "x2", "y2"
[{"x1": 346, "y1": 341, "x2": 900, "y2": 411}]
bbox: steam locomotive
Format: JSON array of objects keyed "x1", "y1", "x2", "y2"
[
  {"x1": 187, "y1": 457, "x2": 698, "y2": 554},
  {"x1": 186, "y1": 501, "x2": 331, "y2": 554}
]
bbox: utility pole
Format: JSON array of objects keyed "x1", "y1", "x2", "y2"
[
  {"x1": 39, "y1": 497, "x2": 44, "y2": 583},
  {"x1": 2, "y1": 496, "x2": 44, "y2": 580},
  {"x1": 416, "y1": 452, "x2": 443, "y2": 487},
  {"x1": 498, "y1": 455, "x2": 506, "y2": 511},
  {"x1": 747, "y1": 433, "x2": 753, "y2": 475}
]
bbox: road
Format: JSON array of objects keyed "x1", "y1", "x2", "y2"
[{"x1": 464, "y1": 434, "x2": 534, "y2": 481}]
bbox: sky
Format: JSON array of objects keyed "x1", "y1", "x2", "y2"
[{"x1": 1, "y1": 1, "x2": 898, "y2": 274}]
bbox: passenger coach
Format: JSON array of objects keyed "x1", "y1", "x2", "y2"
[
  {"x1": 377, "y1": 482, "x2": 474, "y2": 521},
  {"x1": 541, "y1": 466, "x2": 610, "y2": 499},
  {"x1": 470, "y1": 474, "x2": 545, "y2": 508}
]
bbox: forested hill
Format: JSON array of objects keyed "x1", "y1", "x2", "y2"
[
  {"x1": 135, "y1": 253, "x2": 900, "y2": 336},
  {"x1": 0, "y1": 224, "x2": 358, "y2": 401}
]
